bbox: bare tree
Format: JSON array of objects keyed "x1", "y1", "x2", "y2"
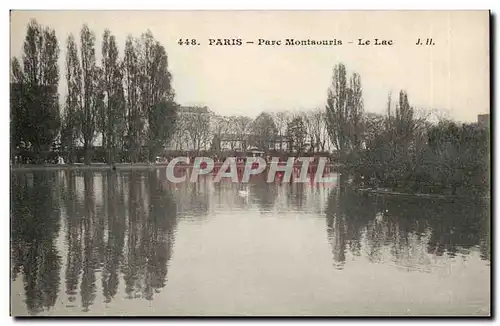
[
  {"x1": 172, "y1": 113, "x2": 189, "y2": 150},
  {"x1": 232, "y1": 116, "x2": 253, "y2": 151},
  {"x1": 310, "y1": 108, "x2": 328, "y2": 152},
  {"x1": 301, "y1": 111, "x2": 315, "y2": 152},
  {"x1": 185, "y1": 106, "x2": 212, "y2": 151},
  {"x1": 272, "y1": 111, "x2": 291, "y2": 151},
  {"x1": 211, "y1": 114, "x2": 231, "y2": 151}
]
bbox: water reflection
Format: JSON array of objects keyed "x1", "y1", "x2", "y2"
[
  {"x1": 11, "y1": 171, "x2": 178, "y2": 315},
  {"x1": 250, "y1": 180, "x2": 279, "y2": 212},
  {"x1": 11, "y1": 172, "x2": 62, "y2": 315},
  {"x1": 325, "y1": 184, "x2": 490, "y2": 271},
  {"x1": 10, "y1": 171, "x2": 490, "y2": 316}
]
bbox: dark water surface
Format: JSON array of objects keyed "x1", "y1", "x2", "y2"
[{"x1": 10, "y1": 170, "x2": 490, "y2": 316}]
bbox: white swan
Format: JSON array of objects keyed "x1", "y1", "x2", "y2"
[
  {"x1": 238, "y1": 187, "x2": 249, "y2": 197},
  {"x1": 238, "y1": 190, "x2": 249, "y2": 197}
]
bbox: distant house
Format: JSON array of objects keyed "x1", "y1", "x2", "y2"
[
  {"x1": 210, "y1": 133, "x2": 289, "y2": 152},
  {"x1": 478, "y1": 114, "x2": 490, "y2": 129},
  {"x1": 218, "y1": 133, "x2": 252, "y2": 151},
  {"x1": 270, "y1": 135, "x2": 288, "y2": 151}
]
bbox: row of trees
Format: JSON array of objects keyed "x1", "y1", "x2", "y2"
[
  {"x1": 11, "y1": 19, "x2": 178, "y2": 165},
  {"x1": 323, "y1": 63, "x2": 489, "y2": 196},
  {"x1": 11, "y1": 19, "x2": 489, "y2": 187},
  {"x1": 168, "y1": 107, "x2": 330, "y2": 153}
]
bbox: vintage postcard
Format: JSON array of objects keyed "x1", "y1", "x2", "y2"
[{"x1": 9, "y1": 10, "x2": 490, "y2": 317}]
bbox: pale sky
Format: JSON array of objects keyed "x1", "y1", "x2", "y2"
[{"x1": 10, "y1": 10, "x2": 490, "y2": 122}]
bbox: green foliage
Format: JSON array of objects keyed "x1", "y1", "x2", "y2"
[
  {"x1": 12, "y1": 20, "x2": 178, "y2": 165},
  {"x1": 286, "y1": 115, "x2": 307, "y2": 153},
  {"x1": 124, "y1": 30, "x2": 177, "y2": 162},
  {"x1": 11, "y1": 19, "x2": 60, "y2": 163},
  {"x1": 251, "y1": 112, "x2": 278, "y2": 150},
  {"x1": 351, "y1": 92, "x2": 489, "y2": 197},
  {"x1": 101, "y1": 29, "x2": 126, "y2": 164},
  {"x1": 325, "y1": 63, "x2": 364, "y2": 157},
  {"x1": 11, "y1": 172, "x2": 62, "y2": 314},
  {"x1": 148, "y1": 100, "x2": 178, "y2": 161},
  {"x1": 61, "y1": 34, "x2": 81, "y2": 164}
]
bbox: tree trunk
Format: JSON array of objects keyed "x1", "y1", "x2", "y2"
[
  {"x1": 106, "y1": 130, "x2": 114, "y2": 165},
  {"x1": 130, "y1": 131, "x2": 138, "y2": 163},
  {"x1": 68, "y1": 143, "x2": 75, "y2": 164},
  {"x1": 148, "y1": 148, "x2": 156, "y2": 164},
  {"x1": 84, "y1": 142, "x2": 91, "y2": 165}
]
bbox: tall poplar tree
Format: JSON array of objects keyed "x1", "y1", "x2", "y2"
[
  {"x1": 325, "y1": 63, "x2": 364, "y2": 157},
  {"x1": 13, "y1": 19, "x2": 60, "y2": 163},
  {"x1": 101, "y1": 29, "x2": 126, "y2": 164},
  {"x1": 124, "y1": 35, "x2": 142, "y2": 162},
  {"x1": 61, "y1": 34, "x2": 82, "y2": 163},
  {"x1": 79, "y1": 24, "x2": 99, "y2": 164}
]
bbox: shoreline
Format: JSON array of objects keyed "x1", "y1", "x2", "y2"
[
  {"x1": 10, "y1": 162, "x2": 342, "y2": 172},
  {"x1": 355, "y1": 187, "x2": 490, "y2": 200}
]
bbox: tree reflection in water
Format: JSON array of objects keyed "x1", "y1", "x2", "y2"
[
  {"x1": 11, "y1": 171, "x2": 178, "y2": 314},
  {"x1": 325, "y1": 180, "x2": 490, "y2": 271},
  {"x1": 11, "y1": 172, "x2": 62, "y2": 315},
  {"x1": 11, "y1": 170, "x2": 489, "y2": 314}
]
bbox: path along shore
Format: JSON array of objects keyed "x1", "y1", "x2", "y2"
[{"x1": 11, "y1": 162, "x2": 343, "y2": 172}]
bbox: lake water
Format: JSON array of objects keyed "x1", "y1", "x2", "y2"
[{"x1": 10, "y1": 170, "x2": 490, "y2": 316}]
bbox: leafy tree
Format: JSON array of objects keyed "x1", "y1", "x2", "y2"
[
  {"x1": 325, "y1": 63, "x2": 364, "y2": 158},
  {"x1": 101, "y1": 30, "x2": 126, "y2": 164},
  {"x1": 325, "y1": 63, "x2": 348, "y2": 153},
  {"x1": 251, "y1": 112, "x2": 277, "y2": 150},
  {"x1": 348, "y1": 72, "x2": 364, "y2": 152},
  {"x1": 11, "y1": 172, "x2": 62, "y2": 314},
  {"x1": 79, "y1": 24, "x2": 99, "y2": 164},
  {"x1": 61, "y1": 34, "x2": 82, "y2": 164},
  {"x1": 148, "y1": 100, "x2": 178, "y2": 160},
  {"x1": 286, "y1": 115, "x2": 307, "y2": 153},
  {"x1": 11, "y1": 19, "x2": 61, "y2": 163},
  {"x1": 10, "y1": 58, "x2": 25, "y2": 162},
  {"x1": 122, "y1": 30, "x2": 177, "y2": 161},
  {"x1": 135, "y1": 31, "x2": 177, "y2": 161},
  {"x1": 124, "y1": 35, "x2": 143, "y2": 162}
]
